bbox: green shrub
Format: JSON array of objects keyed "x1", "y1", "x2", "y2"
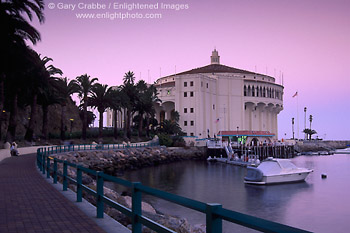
[{"x1": 158, "y1": 133, "x2": 173, "y2": 147}]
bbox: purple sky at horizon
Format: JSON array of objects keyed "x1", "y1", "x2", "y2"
[{"x1": 31, "y1": 0, "x2": 350, "y2": 140}]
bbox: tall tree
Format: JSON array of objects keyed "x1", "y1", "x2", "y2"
[
  {"x1": 54, "y1": 77, "x2": 78, "y2": 140},
  {"x1": 120, "y1": 71, "x2": 137, "y2": 140},
  {"x1": 0, "y1": 0, "x2": 45, "y2": 142},
  {"x1": 88, "y1": 83, "x2": 112, "y2": 139},
  {"x1": 108, "y1": 88, "x2": 122, "y2": 140},
  {"x1": 38, "y1": 84, "x2": 60, "y2": 140},
  {"x1": 134, "y1": 81, "x2": 161, "y2": 138},
  {"x1": 25, "y1": 54, "x2": 62, "y2": 141},
  {"x1": 73, "y1": 74, "x2": 98, "y2": 140},
  {"x1": 4, "y1": 45, "x2": 36, "y2": 142},
  {"x1": 309, "y1": 115, "x2": 313, "y2": 130}
]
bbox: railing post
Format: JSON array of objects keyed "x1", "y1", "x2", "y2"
[
  {"x1": 132, "y1": 182, "x2": 142, "y2": 233},
  {"x1": 206, "y1": 203, "x2": 222, "y2": 233},
  {"x1": 46, "y1": 157, "x2": 51, "y2": 178},
  {"x1": 53, "y1": 159, "x2": 58, "y2": 184},
  {"x1": 63, "y1": 161, "x2": 68, "y2": 191},
  {"x1": 77, "y1": 166, "x2": 82, "y2": 202},
  {"x1": 42, "y1": 153, "x2": 45, "y2": 174},
  {"x1": 96, "y1": 172, "x2": 104, "y2": 218}
]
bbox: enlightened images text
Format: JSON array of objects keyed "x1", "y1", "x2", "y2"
[{"x1": 55, "y1": 3, "x2": 189, "y2": 11}]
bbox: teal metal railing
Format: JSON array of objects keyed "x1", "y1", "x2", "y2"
[{"x1": 37, "y1": 144, "x2": 311, "y2": 233}]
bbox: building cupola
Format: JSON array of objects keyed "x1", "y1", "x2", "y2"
[{"x1": 210, "y1": 49, "x2": 220, "y2": 64}]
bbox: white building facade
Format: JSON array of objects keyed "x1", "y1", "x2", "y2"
[{"x1": 154, "y1": 50, "x2": 284, "y2": 142}]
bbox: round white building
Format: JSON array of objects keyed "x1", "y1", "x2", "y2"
[{"x1": 154, "y1": 49, "x2": 284, "y2": 144}]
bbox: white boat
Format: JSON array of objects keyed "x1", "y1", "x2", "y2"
[
  {"x1": 334, "y1": 148, "x2": 350, "y2": 154},
  {"x1": 244, "y1": 157, "x2": 313, "y2": 185}
]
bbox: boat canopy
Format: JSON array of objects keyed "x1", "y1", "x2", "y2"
[{"x1": 257, "y1": 161, "x2": 281, "y2": 175}]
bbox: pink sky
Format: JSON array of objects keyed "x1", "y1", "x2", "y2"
[{"x1": 31, "y1": 0, "x2": 350, "y2": 140}]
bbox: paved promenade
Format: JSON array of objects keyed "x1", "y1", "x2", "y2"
[{"x1": 0, "y1": 153, "x2": 106, "y2": 233}]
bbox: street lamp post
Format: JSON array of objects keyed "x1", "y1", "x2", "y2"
[
  {"x1": 292, "y1": 117, "x2": 295, "y2": 139},
  {"x1": 236, "y1": 126, "x2": 239, "y2": 148},
  {"x1": 70, "y1": 118, "x2": 74, "y2": 134},
  {"x1": 304, "y1": 107, "x2": 307, "y2": 139}
]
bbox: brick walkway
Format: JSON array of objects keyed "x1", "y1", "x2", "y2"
[{"x1": 0, "y1": 154, "x2": 106, "y2": 233}]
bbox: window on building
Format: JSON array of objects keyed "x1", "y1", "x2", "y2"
[
  {"x1": 184, "y1": 82, "x2": 187, "y2": 87},
  {"x1": 190, "y1": 91, "x2": 194, "y2": 97},
  {"x1": 184, "y1": 92, "x2": 187, "y2": 97},
  {"x1": 213, "y1": 104, "x2": 215, "y2": 110},
  {"x1": 206, "y1": 83, "x2": 209, "y2": 88},
  {"x1": 190, "y1": 108, "x2": 194, "y2": 113},
  {"x1": 190, "y1": 81, "x2": 194, "y2": 86},
  {"x1": 244, "y1": 86, "x2": 247, "y2": 96},
  {"x1": 190, "y1": 133, "x2": 194, "y2": 136},
  {"x1": 184, "y1": 121, "x2": 188, "y2": 126},
  {"x1": 191, "y1": 121, "x2": 194, "y2": 126},
  {"x1": 252, "y1": 86, "x2": 255, "y2": 97},
  {"x1": 184, "y1": 108, "x2": 187, "y2": 113}
]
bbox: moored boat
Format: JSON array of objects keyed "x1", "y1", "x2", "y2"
[
  {"x1": 334, "y1": 148, "x2": 350, "y2": 154},
  {"x1": 244, "y1": 157, "x2": 313, "y2": 185}
]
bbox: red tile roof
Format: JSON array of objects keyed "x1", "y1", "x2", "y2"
[
  {"x1": 218, "y1": 130, "x2": 275, "y2": 137},
  {"x1": 176, "y1": 64, "x2": 273, "y2": 78}
]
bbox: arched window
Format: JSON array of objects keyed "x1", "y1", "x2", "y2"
[
  {"x1": 256, "y1": 86, "x2": 259, "y2": 97},
  {"x1": 263, "y1": 87, "x2": 266, "y2": 97},
  {"x1": 248, "y1": 86, "x2": 251, "y2": 96},
  {"x1": 244, "y1": 85, "x2": 247, "y2": 96},
  {"x1": 252, "y1": 85, "x2": 255, "y2": 97}
]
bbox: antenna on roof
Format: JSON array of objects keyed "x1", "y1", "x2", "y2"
[
  {"x1": 175, "y1": 65, "x2": 177, "y2": 75},
  {"x1": 279, "y1": 70, "x2": 281, "y2": 84},
  {"x1": 160, "y1": 67, "x2": 161, "y2": 78}
]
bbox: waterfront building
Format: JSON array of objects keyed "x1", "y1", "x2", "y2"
[{"x1": 154, "y1": 49, "x2": 284, "y2": 144}]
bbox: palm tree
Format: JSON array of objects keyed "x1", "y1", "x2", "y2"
[
  {"x1": 120, "y1": 71, "x2": 137, "y2": 140},
  {"x1": 54, "y1": 77, "x2": 79, "y2": 140},
  {"x1": 88, "y1": 83, "x2": 113, "y2": 139},
  {"x1": 0, "y1": 0, "x2": 45, "y2": 132},
  {"x1": 144, "y1": 84, "x2": 161, "y2": 138},
  {"x1": 134, "y1": 80, "x2": 148, "y2": 138},
  {"x1": 38, "y1": 85, "x2": 60, "y2": 140},
  {"x1": 73, "y1": 74, "x2": 98, "y2": 140},
  {"x1": 108, "y1": 88, "x2": 122, "y2": 140},
  {"x1": 309, "y1": 115, "x2": 313, "y2": 130},
  {"x1": 5, "y1": 45, "x2": 37, "y2": 142},
  {"x1": 25, "y1": 54, "x2": 62, "y2": 141}
]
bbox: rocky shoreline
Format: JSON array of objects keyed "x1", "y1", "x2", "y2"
[
  {"x1": 53, "y1": 146, "x2": 207, "y2": 233},
  {"x1": 294, "y1": 140, "x2": 350, "y2": 152}
]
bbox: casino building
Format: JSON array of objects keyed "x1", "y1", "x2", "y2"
[{"x1": 154, "y1": 49, "x2": 284, "y2": 144}]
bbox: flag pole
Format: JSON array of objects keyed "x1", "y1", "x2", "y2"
[{"x1": 297, "y1": 91, "x2": 299, "y2": 139}]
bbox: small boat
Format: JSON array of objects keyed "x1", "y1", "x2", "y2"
[
  {"x1": 334, "y1": 148, "x2": 350, "y2": 154},
  {"x1": 244, "y1": 157, "x2": 313, "y2": 185}
]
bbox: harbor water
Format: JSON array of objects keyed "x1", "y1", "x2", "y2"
[{"x1": 107, "y1": 154, "x2": 350, "y2": 232}]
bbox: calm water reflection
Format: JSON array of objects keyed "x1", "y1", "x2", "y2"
[{"x1": 106, "y1": 154, "x2": 350, "y2": 232}]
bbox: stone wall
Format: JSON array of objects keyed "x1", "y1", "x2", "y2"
[{"x1": 295, "y1": 140, "x2": 350, "y2": 152}]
